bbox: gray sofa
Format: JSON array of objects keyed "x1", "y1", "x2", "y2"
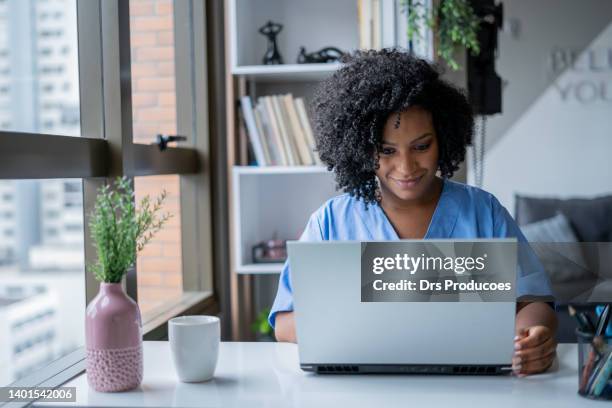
[{"x1": 515, "y1": 193, "x2": 612, "y2": 342}]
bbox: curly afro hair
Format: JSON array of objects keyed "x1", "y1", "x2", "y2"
[{"x1": 312, "y1": 49, "x2": 474, "y2": 205}]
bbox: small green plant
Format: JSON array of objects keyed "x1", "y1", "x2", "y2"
[
  {"x1": 251, "y1": 307, "x2": 273, "y2": 338},
  {"x1": 402, "y1": 0, "x2": 481, "y2": 70},
  {"x1": 88, "y1": 177, "x2": 171, "y2": 283}
]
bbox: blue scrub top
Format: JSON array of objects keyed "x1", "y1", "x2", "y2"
[{"x1": 269, "y1": 179, "x2": 554, "y2": 328}]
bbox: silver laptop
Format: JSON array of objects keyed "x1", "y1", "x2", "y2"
[{"x1": 288, "y1": 239, "x2": 517, "y2": 375}]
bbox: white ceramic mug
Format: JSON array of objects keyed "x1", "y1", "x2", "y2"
[{"x1": 168, "y1": 315, "x2": 220, "y2": 382}]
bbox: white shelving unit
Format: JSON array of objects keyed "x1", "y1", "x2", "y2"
[
  {"x1": 231, "y1": 166, "x2": 336, "y2": 275},
  {"x1": 232, "y1": 63, "x2": 342, "y2": 82},
  {"x1": 229, "y1": 0, "x2": 359, "y2": 76},
  {"x1": 225, "y1": 0, "x2": 432, "y2": 338},
  {"x1": 227, "y1": 0, "x2": 362, "y2": 278}
]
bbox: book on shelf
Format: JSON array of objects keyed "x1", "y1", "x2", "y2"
[
  {"x1": 252, "y1": 106, "x2": 272, "y2": 164},
  {"x1": 260, "y1": 96, "x2": 288, "y2": 165},
  {"x1": 358, "y1": 0, "x2": 373, "y2": 49},
  {"x1": 270, "y1": 95, "x2": 299, "y2": 165},
  {"x1": 358, "y1": 0, "x2": 383, "y2": 49},
  {"x1": 240, "y1": 94, "x2": 320, "y2": 167},
  {"x1": 372, "y1": 0, "x2": 381, "y2": 49},
  {"x1": 255, "y1": 102, "x2": 281, "y2": 165},
  {"x1": 294, "y1": 97, "x2": 323, "y2": 166},
  {"x1": 358, "y1": 0, "x2": 419, "y2": 51},
  {"x1": 282, "y1": 94, "x2": 313, "y2": 165},
  {"x1": 239, "y1": 96, "x2": 268, "y2": 166}
]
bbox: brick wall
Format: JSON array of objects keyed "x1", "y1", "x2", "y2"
[{"x1": 129, "y1": 0, "x2": 182, "y2": 315}]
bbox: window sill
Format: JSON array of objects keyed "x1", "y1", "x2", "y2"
[
  {"x1": 142, "y1": 291, "x2": 217, "y2": 340},
  {"x1": 0, "y1": 292, "x2": 215, "y2": 407},
  {"x1": 1, "y1": 348, "x2": 85, "y2": 408}
]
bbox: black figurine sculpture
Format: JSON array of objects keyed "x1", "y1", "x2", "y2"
[
  {"x1": 259, "y1": 21, "x2": 284, "y2": 65},
  {"x1": 297, "y1": 46, "x2": 345, "y2": 64}
]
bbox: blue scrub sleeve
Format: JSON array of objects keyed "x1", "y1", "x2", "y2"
[
  {"x1": 268, "y1": 213, "x2": 324, "y2": 329},
  {"x1": 493, "y1": 199, "x2": 555, "y2": 302}
]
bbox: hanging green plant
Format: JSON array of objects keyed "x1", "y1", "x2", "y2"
[{"x1": 401, "y1": 0, "x2": 481, "y2": 70}]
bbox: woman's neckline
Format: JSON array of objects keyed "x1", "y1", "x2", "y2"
[{"x1": 376, "y1": 177, "x2": 449, "y2": 240}]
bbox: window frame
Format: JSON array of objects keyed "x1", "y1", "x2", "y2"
[{"x1": 0, "y1": 0, "x2": 217, "y2": 398}]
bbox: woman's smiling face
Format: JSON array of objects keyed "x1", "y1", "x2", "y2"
[{"x1": 375, "y1": 106, "x2": 440, "y2": 204}]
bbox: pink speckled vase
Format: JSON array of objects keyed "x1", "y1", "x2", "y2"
[{"x1": 85, "y1": 282, "x2": 143, "y2": 392}]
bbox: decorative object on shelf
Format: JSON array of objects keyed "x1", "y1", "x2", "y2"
[
  {"x1": 252, "y1": 239, "x2": 287, "y2": 263},
  {"x1": 259, "y1": 20, "x2": 284, "y2": 65},
  {"x1": 251, "y1": 307, "x2": 274, "y2": 341},
  {"x1": 401, "y1": 0, "x2": 481, "y2": 70},
  {"x1": 297, "y1": 46, "x2": 346, "y2": 64},
  {"x1": 85, "y1": 177, "x2": 171, "y2": 392}
]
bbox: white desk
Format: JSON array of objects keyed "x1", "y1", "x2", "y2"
[{"x1": 37, "y1": 342, "x2": 603, "y2": 407}]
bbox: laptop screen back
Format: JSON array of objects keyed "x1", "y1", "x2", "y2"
[{"x1": 289, "y1": 240, "x2": 517, "y2": 366}]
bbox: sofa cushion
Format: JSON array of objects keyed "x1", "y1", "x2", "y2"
[
  {"x1": 520, "y1": 213, "x2": 592, "y2": 284},
  {"x1": 515, "y1": 194, "x2": 612, "y2": 242}
]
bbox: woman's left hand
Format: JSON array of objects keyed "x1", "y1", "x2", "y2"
[{"x1": 512, "y1": 325, "x2": 557, "y2": 376}]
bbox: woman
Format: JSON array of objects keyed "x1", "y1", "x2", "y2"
[{"x1": 269, "y1": 49, "x2": 557, "y2": 376}]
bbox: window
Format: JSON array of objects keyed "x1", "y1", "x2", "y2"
[
  {"x1": 65, "y1": 224, "x2": 81, "y2": 232},
  {"x1": 0, "y1": 0, "x2": 216, "y2": 390},
  {"x1": 44, "y1": 228, "x2": 58, "y2": 237},
  {"x1": 130, "y1": 0, "x2": 177, "y2": 146},
  {"x1": 0, "y1": 0, "x2": 216, "y2": 386},
  {"x1": 0, "y1": 179, "x2": 85, "y2": 386},
  {"x1": 135, "y1": 175, "x2": 183, "y2": 315},
  {"x1": 44, "y1": 210, "x2": 59, "y2": 218},
  {"x1": 63, "y1": 181, "x2": 80, "y2": 193},
  {"x1": 129, "y1": 0, "x2": 188, "y2": 318},
  {"x1": 63, "y1": 201, "x2": 80, "y2": 208},
  {"x1": 0, "y1": 0, "x2": 80, "y2": 137}
]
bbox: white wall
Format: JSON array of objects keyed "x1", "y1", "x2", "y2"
[{"x1": 469, "y1": 1, "x2": 612, "y2": 214}]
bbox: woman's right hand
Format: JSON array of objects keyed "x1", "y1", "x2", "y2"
[{"x1": 274, "y1": 311, "x2": 297, "y2": 343}]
